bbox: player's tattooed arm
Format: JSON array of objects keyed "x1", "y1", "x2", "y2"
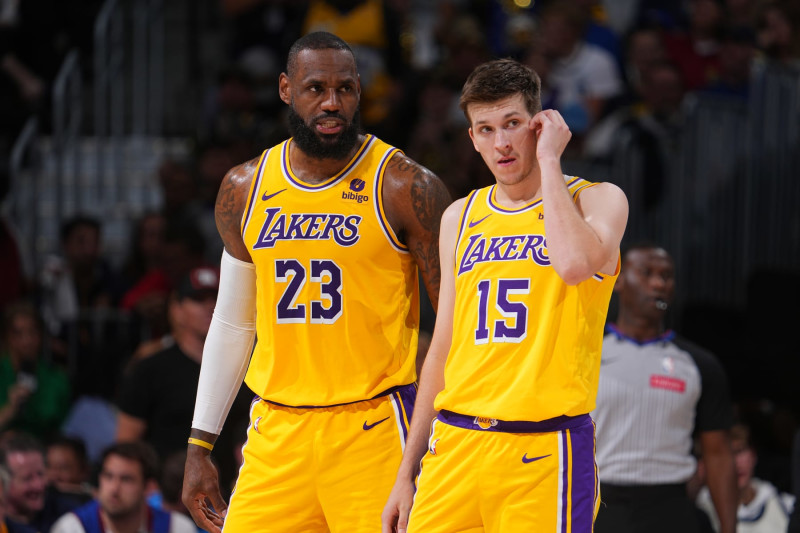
[
  {"x1": 383, "y1": 153, "x2": 452, "y2": 310},
  {"x1": 215, "y1": 157, "x2": 260, "y2": 263}
]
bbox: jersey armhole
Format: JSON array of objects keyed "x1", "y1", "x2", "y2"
[
  {"x1": 374, "y1": 147, "x2": 409, "y2": 252},
  {"x1": 240, "y1": 149, "x2": 271, "y2": 237}
]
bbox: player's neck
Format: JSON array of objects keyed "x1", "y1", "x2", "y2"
[
  {"x1": 288, "y1": 134, "x2": 366, "y2": 184},
  {"x1": 493, "y1": 173, "x2": 542, "y2": 207}
]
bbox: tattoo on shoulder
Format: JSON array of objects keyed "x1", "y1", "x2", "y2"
[
  {"x1": 408, "y1": 165, "x2": 451, "y2": 230},
  {"x1": 215, "y1": 157, "x2": 259, "y2": 238}
]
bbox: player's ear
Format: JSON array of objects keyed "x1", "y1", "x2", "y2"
[
  {"x1": 468, "y1": 128, "x2": 479, "y2": 152},
  {"x1": 278, "y1": 73, "x2": 291, "y2": 105}
]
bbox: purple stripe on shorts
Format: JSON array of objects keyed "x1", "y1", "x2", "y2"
[
  {"x1": 568, "y1": 420, "x2": 599, "y2": 532},
  {"x1": 560, "y1": 431, "x2": 570, "y2": 533},
  {"x1": 438, "y1": 410, "x2": 590, "y2": 434},
  {"x1": 394, "y1": 383, "x2": 417, "y2": 443}
]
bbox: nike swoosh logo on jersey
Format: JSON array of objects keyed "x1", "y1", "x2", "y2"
[
  {"x1": 262, "y1": 189, "x2": 287, "y2": 201},
  {"x1": 363, "y1": 417, "x2": 390, "y2": 430},
  {"x1": 468, "y1": 214, "x2": 491, "y2": 228},
  {"x1": 522, "y1": 453, "x2": 551, "y2": 464}
]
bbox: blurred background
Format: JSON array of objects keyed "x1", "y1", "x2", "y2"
[{"x1": 0, "y1": 0, "x2": 798, "y2": 500}]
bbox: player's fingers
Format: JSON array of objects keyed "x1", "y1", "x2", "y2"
[
  {"x1": 381, "y1": 504, "x2": 398, "y2": 533},
  {"x1": 187, "y1": 499, "x2": 221, "y2": 533},
  {"x1": 206, "y1": 490, "x2": 228, "y2": 521}
]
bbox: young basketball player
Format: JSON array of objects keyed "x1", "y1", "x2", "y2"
[{"x1": 382, "y1": 58, "x2": 628, "y2": 533}]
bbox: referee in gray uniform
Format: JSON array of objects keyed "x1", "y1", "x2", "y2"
[{"x1": 592, "y1": 244, "x2": 737, "y2": 533}]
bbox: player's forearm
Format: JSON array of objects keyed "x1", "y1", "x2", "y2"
[
  {"x1": 191, "y1": 251, "x2": 256, "y2": 434},
  {"x1": 539, "y1": 158, "x2": 604, "y2": 283}
]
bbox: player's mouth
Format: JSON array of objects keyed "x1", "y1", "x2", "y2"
[
  {"x1": 653, "y1": 297, "x2": 668, "y2": 311},
  {"x1": 316, "y1": 119, "x2": 344, "y2": 134},
  {"x1": 497, "y1": 156, "x2": 516, "y2": 167}
]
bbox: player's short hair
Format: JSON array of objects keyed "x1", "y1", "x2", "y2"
[
  {"x1": 286, "y1": 32, "x2": 355, "y2": 77},
  {"x1": 100, "y1": 441, "x2": 159, "y2": 482},
  {"x1": 459, "y1": 59, "x2": 542, "y2": 124}
]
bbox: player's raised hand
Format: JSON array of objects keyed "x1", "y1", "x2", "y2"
[
  {"x1": 382, "y1": 477, "x2": 416, "y2": 533},
  {"x1": 529, "y1": 109, "x2": 571, "y2": 163},
  {"x1": 183, "y1": 448, "x2": 227, "y2": 533}
]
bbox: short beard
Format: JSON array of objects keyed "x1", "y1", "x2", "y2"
[{"x1": 288, "y1": 105, "x2": 361, "y2": 160}]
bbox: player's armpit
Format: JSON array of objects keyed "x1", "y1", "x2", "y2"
[
  {"x1": 382, "y1": 153, "x2": 452, "y2": 309},
  {"x1": 215, "y1": 157, "x2": 261, "y2": 263}
]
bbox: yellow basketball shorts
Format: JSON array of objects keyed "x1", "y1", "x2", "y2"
[
  {"x1": 222, "y1": 384, "x2": 416, "y2": 533},
  {"x1": 408, "y1": 411, "x2": 600, "y2": 533}
]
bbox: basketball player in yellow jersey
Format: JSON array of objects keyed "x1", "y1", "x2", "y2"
[
  {"x1": 382, "y1": 59, "x2": 628, "y2": 533},
  {"x1": 181, "y1": 33, "x2": 450, "y2": 533}
]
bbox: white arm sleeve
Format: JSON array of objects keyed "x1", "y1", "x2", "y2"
[{"x1": 191, "y1": 250, "x2": 257, "y2": 434}]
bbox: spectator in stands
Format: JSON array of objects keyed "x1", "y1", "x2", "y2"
[
  {"x1": 0, "y1": 465, "x2": 36, "y2": 533},
  {"x1": 0, "y1": 431, "x2": 86, "y2": 532},
  {"x1": 119, "y1": 212, "x2": 168, "y2": 340},
  {"x1": 535, "y1": 0, "x2": 624, "y2": 144},
  {"x1": 120, "y1": 218, "x2": 207, "y2": 343},
  {"x1": 757, "y1": 1, "x2": 800, "y2": 67},
  {"x1": 39, "y1": 215, "x2": 120, "y2": 340},
  {"x1": 701, "y1": 26, "x2": 757, "y2": 99},
  {"x1": 116, "y1": 267, "x2": 248, "y2": 495},
  {"x1": 584, "y1": 61, "x2": 685, "y2": 216},
  {"x1": 50, "y1": 441, "x2": 196, "y2": 533},
  {"x1": 725, "y1": 0, "x2": 760, "y2": 31},
  {"x1": 622, "y1": 26, "x2": 668, "y2": 99},
  {"x1": 45, "y1": 437, "x2": 92, "y2": 497},
  {"x1": 662, "y1": 0, "x2": 723, "y2": 90},
  {"x1": 697, "y1": 422, "x2": 795, "y2": 532},
  {"x1": 592, "y1": 244, "x2": 738, "y2": 533},
  {"x1": 0, "y1": 302, "x2": 70, "y2": 441}
]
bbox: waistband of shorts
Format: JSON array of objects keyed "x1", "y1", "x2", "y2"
[
  {"x1": 261, "y1": 382, "x2": 416, "y2": 409},
  {"x1": 437, "y1": 410, "x2": 591, "y2": 433}
]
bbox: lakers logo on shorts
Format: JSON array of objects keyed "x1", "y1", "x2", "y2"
[{"x1": 473, "y1": 417, "x2": 498, "y2": 430}]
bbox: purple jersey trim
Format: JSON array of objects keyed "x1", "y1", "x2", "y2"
[
  {"x1": 487, "y1": 184, "x2": 543, "y2": 213},
  {"x1": 437, "y1": 410, "x2": 591, "y2": 433},
  {"x1": 373, "y1": 147, "x2": 408, "y2": 252},
  {"x1": 281, "y1": 135, "x2": 376, "y2": 191},
  {"x1": 454, "y1": 190, "x2": 480, "y2": 272},
  {"x1": 560, "y1": 430, "x2": 570, "y2": 533},
  {"x1": 241, "y1": 149, "x2": 270, "y2": 236}
]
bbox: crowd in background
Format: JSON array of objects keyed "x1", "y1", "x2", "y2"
[{"x1": 0, "y1": 0, "x2": 798, "y2": 531}]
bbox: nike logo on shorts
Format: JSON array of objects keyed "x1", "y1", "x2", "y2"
[
  {"x1": 522, "y1": 453, "x2": 551, "y2": 464},
  {"x1": 468, "y1": 214, "x2": 491, "y2": 228},
  {"x1": 363, "y1": 417, "x2": 390, "y2": 430},
  {"x1": 262, "y1": 189, "x2": 286, "y2": 201}
]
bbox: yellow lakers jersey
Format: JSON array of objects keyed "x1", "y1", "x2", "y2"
[
  {"x1": 434, "y1": 178, "x2": 619, "y2": 421},
  {"x1": 241, "y1": 135, "x2": 419, "y2": 406}
]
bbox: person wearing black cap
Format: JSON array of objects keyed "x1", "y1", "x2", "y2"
[{"x1": 114, "y1": 267, "x2": 248, "y2": 494}]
